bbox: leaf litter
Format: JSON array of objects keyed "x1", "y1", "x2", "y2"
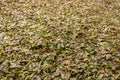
[{"x1": 0, "y1": 0, "x2": 120, "y2": 80}]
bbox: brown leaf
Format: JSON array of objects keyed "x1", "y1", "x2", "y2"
[
  {"x1": 12, "y1": 46, "x2": 20, "y2": 51},
  {"x1": 63, "y1": 60, "x2": 70, "y2": 65},
  {"x1": 106, "y1": 54, "x2": 112, "y2": 60}
]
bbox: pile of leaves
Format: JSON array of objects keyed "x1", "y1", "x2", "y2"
[{"x1": 0, "y1": 0, "x2": 120, "y2": 80}]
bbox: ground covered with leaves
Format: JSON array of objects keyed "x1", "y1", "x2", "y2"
[{"x1": 0, "y1": 0, "x2": 120, "y2": 80}]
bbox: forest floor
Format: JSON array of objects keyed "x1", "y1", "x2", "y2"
[{"x1": 0, "y1": 0, "x2": 120, "y2": 80}]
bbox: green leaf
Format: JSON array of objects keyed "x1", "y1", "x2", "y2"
[{"x1": 70, "y1": 78, "x2": 76, "y2": 80}]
